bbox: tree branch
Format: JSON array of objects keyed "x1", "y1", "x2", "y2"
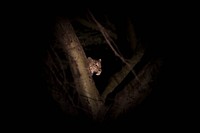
[
  {"x1": 126, "y1": 17, "x2": 137, "y2": 52},
  {"x1": 105, "y1": 59, "x2": 162, "y2": 119},
  {"x1": 56, "y1": 17, "x2": 102, "y2": 118},
  {"x1": 102, "y1": 47, "x2": 145, "y2": 100}
]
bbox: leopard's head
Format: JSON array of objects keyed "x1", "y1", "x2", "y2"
[{"x1": 88, "y1": 57, "x2": 102, "y2": 76}]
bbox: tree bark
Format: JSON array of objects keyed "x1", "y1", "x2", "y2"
[{"x1": 56, "y1": 18, "x2": 102, "y2": 119}]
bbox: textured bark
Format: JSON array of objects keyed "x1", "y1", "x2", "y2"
[{"x1": 56, "y1": 18, "x2": 102, "y2": 118}]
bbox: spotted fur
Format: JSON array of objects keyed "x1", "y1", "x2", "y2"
[{"x1": 88, "y1": 57, "x2": 102, "y2": 76}]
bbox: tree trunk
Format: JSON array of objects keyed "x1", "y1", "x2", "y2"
[{"x1": 56, "y1": 18, "x2": 102, "y2": 119}]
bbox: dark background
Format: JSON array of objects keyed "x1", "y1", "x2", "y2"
[{"x1": 5, "y1": 4, "x2": 196, "y2": 131}]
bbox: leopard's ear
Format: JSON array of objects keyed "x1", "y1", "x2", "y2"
[
  {"x1": 99, "y1": 59, "x2": 101, "y2": 62},
  {"x1": 88, "y1": 57, "x2": 92, "y2": 60}
]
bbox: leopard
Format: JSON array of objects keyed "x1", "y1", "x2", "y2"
[{"x1": 88, "y1": 57, "x2": 102, "y2": 76}]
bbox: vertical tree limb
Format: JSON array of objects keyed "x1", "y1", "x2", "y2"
[
  {"x1": 56, "y1": 17, "x2": 102, "y2": 118},
  {"x1": 126, "y1": 17, "x2": 137, "y2": 52}
]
